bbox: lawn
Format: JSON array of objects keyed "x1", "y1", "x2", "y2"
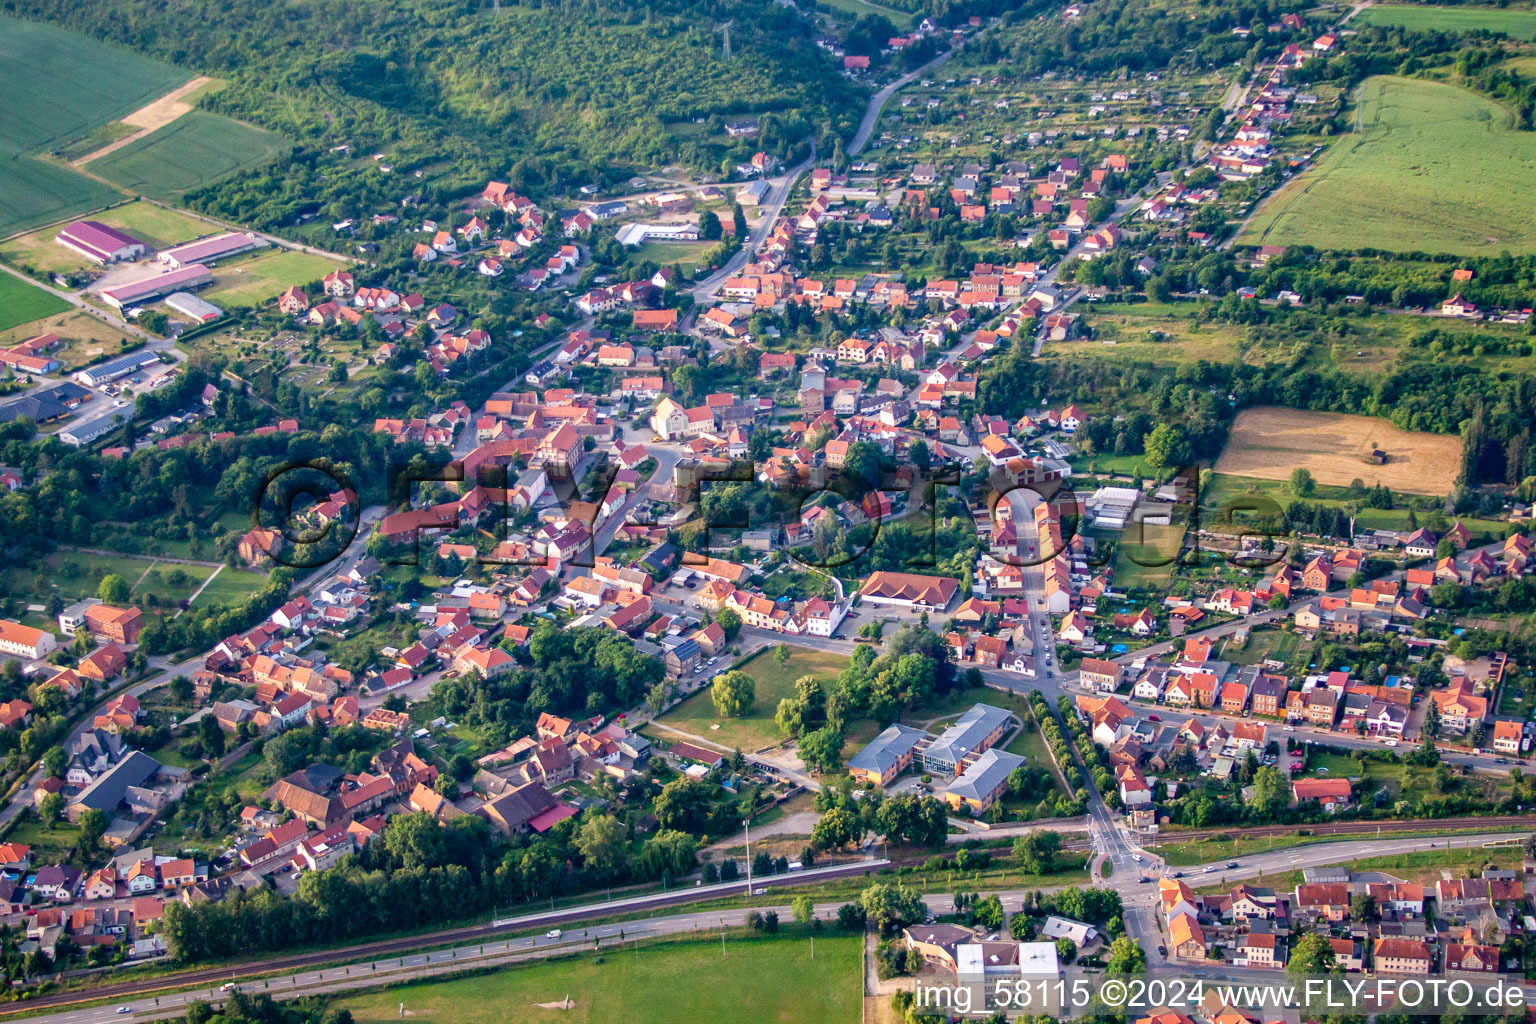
[
  {"x1": 623, "y1": 240, "x2": 718, "y2": 277},
  {"x1": 1242, "y1": 76, "x2": 1536, "y2": 254},
  {"x1": 1357, "y1": 5, "x2": 1536, "y2": 39},
  {"x1": 203, "y1": 249, "x2": 345, "y2": 308},
  {"x1": 84, "y1": 111, "x2": 290, "y2": 202},
  {"x1": 188, "y1": 566, "x2": 270, "y2": 609},
  {"x1": 1115, "y1": 523, "x2": 1185, "y2": 590},
  {"x1": 657, "y1": 646, "x2": 849, "y2": 753},
  {"x1": 0, "y1": 200, "x2": 210, "y2": 275},
  {"x1": 0, "y1": 549, "x2": 226, "y2": 624},
  {"x1": 0, "y1": 18, "x2": 189, "y2": 237},
  {"x1": 337, "y1": 930, "x2": 862, "y2": 1024},
  {"x1": 3, "y1": 814, "x2": 84, "y2": 867},
  {"x1": 0, "y1": 273, "x2": 71, "y2": 332},
  {"x1": 1219, "y1": 628, "x2": 1307, "y2": 669}
]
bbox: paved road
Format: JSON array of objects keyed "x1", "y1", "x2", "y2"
[
  {"x1": 691, "y1": 47, "x2": 953, "y2": 303},
  {"x1": 690, "y1": 151, "x2": 814, "y2": 303},
  {"x1": 848, "y1": 49, "x2": 956, "y2": 156}
]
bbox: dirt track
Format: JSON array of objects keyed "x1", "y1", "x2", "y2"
[{"x1": 71, "y1": 75, "x2": 214, "y2": 166}]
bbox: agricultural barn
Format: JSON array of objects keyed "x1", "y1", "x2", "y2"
[
  {"x1": 99, "y1": 264, "x2": 213, "y2": 309},
  {"x1": 158, "y1": 231, "x2": 267, "y2": 268},
  {"x1": 56, "y1": 221, "x2": 147, "y2": 264}
]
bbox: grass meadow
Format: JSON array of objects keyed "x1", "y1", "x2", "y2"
[{"x1": 1242, "y1": 76, "x2": 1536, "y2": 254}]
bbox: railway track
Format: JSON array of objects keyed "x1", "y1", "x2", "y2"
[{"x1": 1052, "y1": 814, "x2": 1536, "y2": 852}]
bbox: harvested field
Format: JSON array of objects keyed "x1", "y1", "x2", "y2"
[{"x1": 1212, "y1": 407, "x2": 1461, "y2": 496}]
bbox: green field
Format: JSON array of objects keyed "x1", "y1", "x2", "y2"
[
  {"x1": 189, "y1": 566, "x2": 270, "y2": 609},
  {"x1": 0, "y1": 18, "x2": 190, "y2": 237},
  {"x1": 657, "y1": 646, "x2": 849, "y2": 753},
  {"x1": 1243, "y1": 76, "x2": 1536, "y2": 254},
  {"x1": 0, "y1": 273, "x2": 71, "y2": 332},
  {"x1": 84, "y1": 111, "x2": 290, "y2": 201},
  {"x1": 1357, "y1": 5, "x2": 1536, "y2": 39},
  {"x1": 337, "y1": 931, "x2": 861, "y2": 1024},
  {"x1": 203, "y1": 249, "x2": 345, "y2": 308}
]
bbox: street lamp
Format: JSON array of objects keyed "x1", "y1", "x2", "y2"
[{"x1": 742, "y1": 818, "x2": 752, "y2": 896}]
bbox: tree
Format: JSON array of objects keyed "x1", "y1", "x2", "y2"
[
  {"x1": 645, "y1": 681, "x2": 672, "y2": 716},
  {"x1": 812, "y1": 806, "x2": 862, "y2": 850},
  {"x1": 1105, "y1": 936, "x2": 1147, "y2": 974},
  {"x1": 168, "y1": 675, "x2": 193, "y2": 704},
  {"x1": 197, "y1": 716, "x2": 226, "y2": 760},
  {"x1": 78, "y1": 808, "x2": 108, "y2": 853},
  {"x1": 716, "y1": 607, "x2": 742, "y2": 640},
  {"x1": 699, "y1": 210, "x2": 723, "y2": 241},
  {"x1": 973, "y1": 894, "x2": 1004, "y2": 930},
  {"x1": 575, "y1": 813, "x2": 628, "y2": 879},
  {"x1": 653, "y1": 776, "x2": 712, "y2": 832},
  {"x1": 1290, "y1": 467, "x2": 1316, "y2": 496},
  {"x1": 1056, "y1": 937, "x2": 1077, "y2": 964},
  {"x1": 38, "y1": 792, "x2": 63, "y2": 826},
  {"x1": 711, "y1": 670, "x2": 756, "y2": 718},
  {"x1": 1142, "y1": 423, "x2": 1192, "y2": 470},
  {"x1": 859, "y1": 881, "x2": 925, "y2": 935},
  {"x1": 837, "y1": 903, "x2": 867, "y2": 931},
  {"x1": 792, "y1": 894, "x2": 815, "y2": 925},
  {"x1": 1012, "y1": 830, "x2": 1062, "y2": 874},
  {"x1": 97, "y1": 574, "x2": 130, "y2": 605},
  {"x1": 1350, "y1": 892, "x2": 1376, "y2": 922},
  {"x1": 1288, "y1": 933, "x2": 1338, "y2": 977},
  {"x1": 1248, "y1": 766, "x2": 1288, "y2": 822},
  {"x1": 774, "y1": 643, "x2": 791, "y2": 665},
  {"x1": 798, "y1": 726, "x2": 844, "y2": 774}
]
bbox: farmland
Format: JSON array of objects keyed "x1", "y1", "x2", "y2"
[
  {"x1": 84, "y1": 111, "x2": 290, "y2": 202},
  {"x1": 203, "y1": 248, "x2": 344, "y2": 308},
  {"x1": 0, "y1": 199, "x2": 209, "y2": 274},
  {"x1": 1212, "y1": 406, "x2": 1463, "y2": 496},
  {"x1": 337, "y1": 931, "x2": 861, "y2": 1024},
  {"x1": 1357, "y1": 5, "x2": 1536, "y2": 40},
  {"x1": 0, "y1": 18, "x2": 189, "y2": 237},
  {"x1": 1241, "y1": 76, "x2": 1536, "y2": 254},
  {"x1": 0, "y1": 273, "x2": 71, "y2": 332}
]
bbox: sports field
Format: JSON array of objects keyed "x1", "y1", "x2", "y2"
[
  {"x1": 338, "y1": 932, "x2": 861, "y2": 1024},
  {"x1": 0, "y1": 273, "x2": 71, "y2": 333},
  {"x1": 0, "y1": 18, "x2": 190, "y2": 237},
  {"x1": 1212, "y1": 407, "x2": 1462, "y2": 496},
  {"x1": 1357, "y1": 5, "x2": 1536, "y2": 39},
  {"x1": 85, "y1": 112, "x2": 290, "y2": 201},
  {"x1": 1241, "y1": 76, "x2": 1536, "y2": 254}
]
